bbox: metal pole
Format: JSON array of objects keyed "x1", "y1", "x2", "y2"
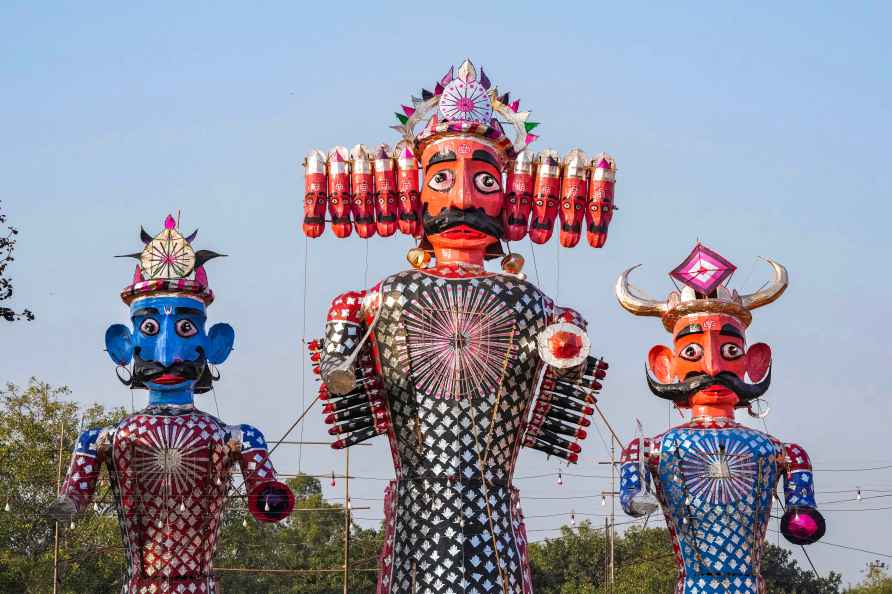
[
  {"x1": 343, "y1": 447, "x2": 350, "y2": 594},
  {"x1": 609, "y1": 440, "x2": 616, "y2": 590},
  {"x1": 604, "y1": 516, "x2": 609, "y2": 592},
  {"x1": 52, "y1": 420, "x2": 65, "y2": 594}
]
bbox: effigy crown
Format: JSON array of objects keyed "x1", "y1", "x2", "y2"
[
  {"x1": 117, "y1": 214, "x2": 224, "y2": 305},
  {"x1": 615, "y1": 242, "x2": 788, "y2": 330}
]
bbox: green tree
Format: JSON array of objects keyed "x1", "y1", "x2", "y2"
[
  {"x1": 529, "y1": 521, "x2": 841, "y2": 594},
  {"x1": 216, "y1": 473, "x2": 382, "y2": 593},
  {"x1": 0, "y1": 200, "x2": 34, "y2": 322},
  {"x1": 848, "y1": 561, "x2": 892, "y2": 593},
  {"x1": 0, "y1": 378, "x2": 127, "y2": 593}
]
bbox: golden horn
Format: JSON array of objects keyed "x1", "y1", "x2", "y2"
[
  {"x1": 739, "y1": 258, "x2": 788, "y2": 311},
  {"x1": 615, "y1": 265, "x2": 669, "y2": 317}
]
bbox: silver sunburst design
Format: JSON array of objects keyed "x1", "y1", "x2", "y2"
[
  {"x1": 404, "y1": 284, "x2": 515, "y2": 400},
  {"x1": 133, "y1": 422, "x2": 210, "y2": 495},
  {"x1": 680, "y1": 435, "x2": 756, "y2": 504}
]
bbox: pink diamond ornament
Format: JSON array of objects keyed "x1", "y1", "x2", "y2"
[{"x1": 669, "y1": 243, "x2": 736, "y2": 295}]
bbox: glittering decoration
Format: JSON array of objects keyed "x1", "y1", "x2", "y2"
[
  {"x1": 403, "y1": 283, "x2": 515, "y2": 400},
  {"x1": 670, "y1": 242, "x2": 736, "y2": 295},
  {"x1": 679, "y1": 434, "x2": 756, "y2": 504}
]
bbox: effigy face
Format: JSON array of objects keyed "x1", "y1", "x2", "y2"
[
  {"x1": 106, "y1": 296, "x2": 234, "y2": 394},
  {"x1": 420, "y1": 136, "x2": 505, "y2": 252},
  {"x1": 646, "y1": 312, "x2": 771, "y2": 411}
]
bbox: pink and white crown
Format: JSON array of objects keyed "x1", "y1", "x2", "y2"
[
  {"x1": 392, "y1": 59, "x2": 539, "y2": 160},
  {"x1": 118, "y1": 215, "x2": 223, "y2": 305}
]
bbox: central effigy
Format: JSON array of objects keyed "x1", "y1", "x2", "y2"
[{"x1": 304, "y1": 60, "x2": 616, "y2": 594}]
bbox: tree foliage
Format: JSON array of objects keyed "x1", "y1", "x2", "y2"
[
  {"x1": 848, "y1": 562, "x2": 892, "y2": 593},
  {"x1": 0, "y1": 201, "x2": 33, "y2": 323}
]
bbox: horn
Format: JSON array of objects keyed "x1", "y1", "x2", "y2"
[
  {"x1": 739, "y1": 258, "x2": 788, "y2": 311},
  {"x1": 140, "y1": 227, "x2": 153, "y2": 244},
  {"x1": 615, "y1": 265, "x2": 669, "y2": 317},
  {"x1": 194, "y1": 250, "x2": 226, "y2": 269},
  {"x1": 185, "y1": 229, "x2": 199, "y2": 243},
  {"x1": 116, "y1": 252, "x2": 143, "y2": 260}
]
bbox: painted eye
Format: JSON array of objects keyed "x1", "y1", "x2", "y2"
[
  {"x1": 139, "y1": 319, "x2": 159, "y2": 336},
  {"x1": 427, "y1": 170, "x2": 455, "y2": 192},
  {"x1": 330, "y1": 198, "x2": 338, "y2": 205},
  {"x1": 562, "y1": 201, "x2": 571, "y2": 209},
  {"x1": 679, "y1": 343, "x2": 703, "y2": 361},
  {"x1": 378, "y1": 198, "x2": 385, "y2": 205},
  {"x1": 721, "y1": 343, "x2": 744, "y2": 360},
  {"x1": 176, "y1": 319, "x2": 198, "y2": 338},
  {"x1": 535, "y1": 199, "x2": 544, "y2": 206},
  {"x1": 508, "y1": 196, "x2": 517, "y2": 204},
  {"x1": 473, "y1": 172, "x2": 500, "y2": 194},
  {"x1": 602, "y1": 206, "x2": 610, "y2": 212}
]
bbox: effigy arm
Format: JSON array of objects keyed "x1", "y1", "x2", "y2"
[
  {"x1": 232, "y1": 424, "x2": 295, "y2": 523},
  {"x1": 779, "y1": 442, "x2": 826, "y2": 545},
  {"x1": 47, "y1": 427, "x2": 110, "y2": 521},
  {"x1": 619, "y1": 438, "x2": 659, "y2": 517}
]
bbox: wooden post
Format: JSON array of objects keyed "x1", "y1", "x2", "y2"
[
  {"x1": 52, "y1": 420, "x2": 65, "y2": 594},
  {"x1": 342, "y1": 447, "x2": 350, "y2": 594}
]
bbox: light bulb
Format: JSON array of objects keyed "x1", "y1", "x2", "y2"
[
  {"x1": 601, "y1": 495, "x2": 606, "y2": 507},
  {"x1": 180, "y1": 502, "x2": 186, "y2": 512},
  {"x1": 242, "y1": 518, "x2": 248, "y2": 528},
  {"x1": 857, "y1": 488, "x2": 862, "y2": 501},
  {"x1": 4, "y1": 502, "x2": 10, "y2": 512},
  {"x1": 570, "y1": 512, "x2": 576, "y2": 527},
  {"x1": 264, "y1": 500, "x2": 270, "y2": 512},
  {"x1": 69, "y1": 520, "x2": 75, "y2": 529},
  {"x1": 557, "y1": 470, "x2": 563, "y2": 486},
  {"x1": 331, "y1": 471, "x2": 336, "y2": 487},
  {"x1": 93, "y1": 502, "x2": 99, "y2": 512}
]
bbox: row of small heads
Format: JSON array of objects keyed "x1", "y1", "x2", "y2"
[{"x1": 303, "y1": 143, "x2": 617, "y2": 180}]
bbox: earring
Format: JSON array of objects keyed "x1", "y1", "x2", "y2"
[
  {"x1": 406, "y1": 247, "x2": 430, "y2": 269},
  {"x1": 501, "y1": 252, "x2": 525, "y2": 275},
  {"x1": 115, "y1": 365, "x2": 133, "y2": 386}
]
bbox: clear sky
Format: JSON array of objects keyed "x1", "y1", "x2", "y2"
[{"x1": 2, "y1": 1, "x2": 890, "y2": 586}]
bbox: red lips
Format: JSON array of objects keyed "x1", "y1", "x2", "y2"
[
  {"x1": 153, "y1": 374, "x2": 185, "y2": 385},
  {"x1": 436, "y1": 225, "x2": 488, "y2": 240}
]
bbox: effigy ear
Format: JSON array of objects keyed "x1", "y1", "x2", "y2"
[
  {"x1": 746, "y1": 343, "x2": 772, "y2": 382},
  {"x1": 105, "y1": 324, "x2": 133, "y2": 365},
  {"x1": 206, "y1": 323, "x2": 235, "y2": 364},
  {"x1": 647, "y1": 345, "x2": 673, "y2": 383}
]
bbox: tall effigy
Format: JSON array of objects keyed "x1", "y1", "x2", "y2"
[
  {"x1": 47, "y1": 215, "x2": 295, "y2": 594},
  {"x1": 615, "y1": 243, "x2": 826, "y2": 594},
  {"x1": 304, "y1": 60, "x2": 615, "y2": 594}
]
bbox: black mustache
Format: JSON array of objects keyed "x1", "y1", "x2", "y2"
[
  {"x1": 588, "y1": 222, "x2": 609, "y2": 233},
  {"x1": 530, "y1": 218, "x2": 553, "y2": 230},
  {"x1": 130, "y1": 347, "x2": 208, "y2": 386},
  {"x1": 423, "y1": 206, "x2": 503, "y2": 238},
  {"x1": 645, "y1": 368, "x2": 771, "y2": 404},
  {"x1": 506, "y1": 216, "x2": 529, "y2": 226}
]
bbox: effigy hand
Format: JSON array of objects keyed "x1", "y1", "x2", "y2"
[
  {"x1": 46, "y1": 496, "x2": 78, "y2": 523},
  {"x1": 247, "y1": 480, "x2": 296, "y2": 523},
  {"x1": 780, "y1": 506, "x2": 826, "y2": 545}
]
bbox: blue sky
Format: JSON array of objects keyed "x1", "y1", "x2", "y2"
[{"x1": 2, "y1": 1, "x2": 890, "y2": 586}]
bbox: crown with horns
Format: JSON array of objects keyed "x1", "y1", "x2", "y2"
[
  {"x1": 118, "y1": 214, "x2": 224, "y2": 305},
  {"x1": 615, "y1": 243, "x2": 788, "y2": 331}
]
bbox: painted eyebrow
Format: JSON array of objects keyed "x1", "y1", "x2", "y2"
[
  {"x1": 719, "y1": 324, "x2": 744, "y2": 339},
  {"x1": 472, "y1": 150, "x2": 500, "y2": 168},
  {"x1": 426, "y1": 150, "x2": 456, "y2": 168},
  {"x1": 675, "y1": 325, "x2": 703, "y2": 340},
  {"x1": 175, "y1": 307, "x2": 204, "y2": 316},
  {"x1": 131, "y1": 307, "x2": 159, "y2": 317}
]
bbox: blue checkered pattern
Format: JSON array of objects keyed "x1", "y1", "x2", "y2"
[
  {"x1": 239, "y1": 424, "x2": 268, "y2": 452},
  {"x1": 657, "y1": 425, "x2": 781, "y2": 594},
  {"x1": 74, "y1": 428, "x2": 102, "y2": 455},
  {"x1": 784, "y1": 470, "x2": 816, "y2": 508},
  {"x1": 620, "y1": 461, "x2": 643, "y2": 514}
]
